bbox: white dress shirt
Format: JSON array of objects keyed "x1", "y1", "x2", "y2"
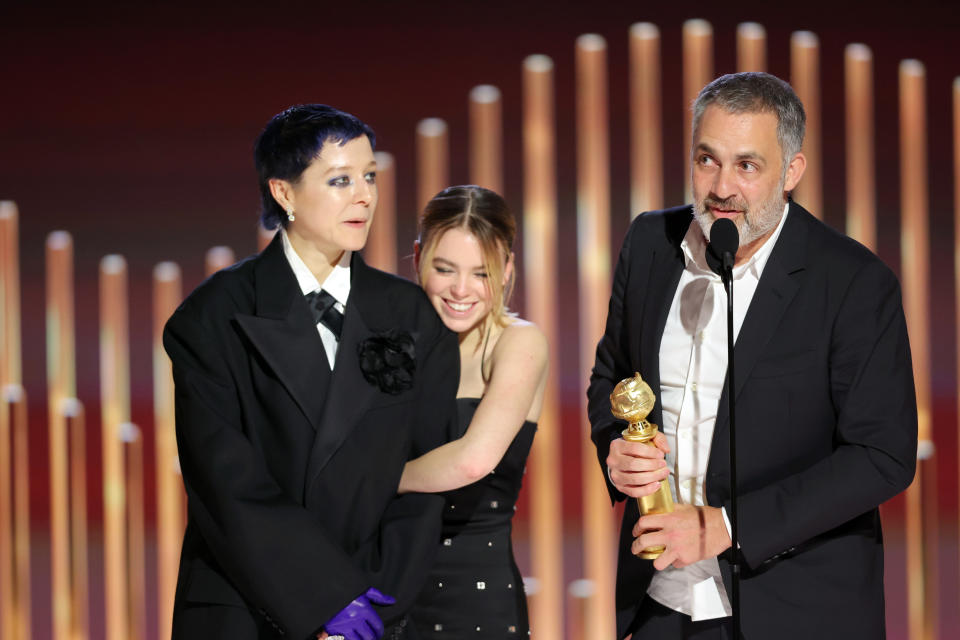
[
  {"x1": 648, "y1": 204, "x2": 789, "y2": 621},
  {"x1": 280, "y1": 228, "x2": 351, "y2": 370}
]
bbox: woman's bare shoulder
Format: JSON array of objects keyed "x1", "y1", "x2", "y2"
[{"x1": 493, "y1": 316, "x2": 548, "y2": 361}]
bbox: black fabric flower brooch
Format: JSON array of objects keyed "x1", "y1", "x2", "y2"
[{"x1": 357, "y1": 329, "x2": 416, "y2": 395}]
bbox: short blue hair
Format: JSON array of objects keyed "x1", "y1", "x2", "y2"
[{"x1": 254, "y1": 104, "x2": 376, "y2": 230}]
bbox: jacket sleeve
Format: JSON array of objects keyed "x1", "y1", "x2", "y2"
[
  {"x1": 360, "y1": 310, "x2": 461, "y2": 620},
  {"x1": 587, "y1": 224, "x2": 638, "y2": 505},
  {"x1": 731, "y1": 258, "x2": 918, "y2": 568},
  {"x1": 165, "y1": 306, "x2": 368, "y2": 640},
  {"x1": 410, "y1": 317, "x2": 462, "y2": 457}
]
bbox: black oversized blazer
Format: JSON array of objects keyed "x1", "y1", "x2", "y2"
[
  {"x1": 164, "y1": 233, "x2": 459, "y2": 639},
  {"x1": 587, "y1": 203, "x2": 917, "y2": 639}
]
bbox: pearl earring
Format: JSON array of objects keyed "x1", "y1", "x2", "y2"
[{"x1": 286, "y1": 208, "x2": 295, "y2": 222}]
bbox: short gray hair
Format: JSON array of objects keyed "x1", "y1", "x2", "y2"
[{"x1": 692, "y1": 72, "x2": 806, "y2": 163}]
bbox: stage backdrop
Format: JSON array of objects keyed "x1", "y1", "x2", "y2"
[{"x1": 1, "y1": 1, "x2": 958, "y2": 639}]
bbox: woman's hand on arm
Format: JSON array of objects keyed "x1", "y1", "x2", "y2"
[{"x1": 398, "y1": 322, "x2": 548, "y2": 494}]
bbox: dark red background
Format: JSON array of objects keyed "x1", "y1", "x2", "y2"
[{"x1": 2, "y1": 1, "x2": 958, "y2": 637}]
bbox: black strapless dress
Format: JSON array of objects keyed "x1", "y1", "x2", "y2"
[{"x1": 409, "y1": 397, "x2": 537, "y2": 638}]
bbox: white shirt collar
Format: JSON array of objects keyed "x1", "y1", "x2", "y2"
[
  {"x1": 280, "y1": 227, "x2": 351, "y2": 307},
  {"x1": 681, "y1": 202, "x2": 790, "y2": 282}
]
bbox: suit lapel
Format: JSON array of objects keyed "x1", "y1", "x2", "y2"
[
  {"x1": 305, "y1": 254, "x2": 380, "y2": 486},
  {"x1": 235, "y1": 233, "x2": 332, "y2": 431},
  {"x1": 713, "y1": 202, "x2": 808, "y2": 439},
  {"x1": 639, "y1": 210, "x2": 689, "y2": 428}
]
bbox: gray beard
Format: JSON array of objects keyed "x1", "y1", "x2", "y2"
[{"x1": 692, "y1": 176, "x2": 787, "y2": 246}]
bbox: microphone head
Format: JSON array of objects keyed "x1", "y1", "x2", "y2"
[
  {"x1": 709, "y1": 218, "x2": 739, "y2": 256},
  {"x1": 705, "y1": 218, "x2": 739, "y2": 276}
]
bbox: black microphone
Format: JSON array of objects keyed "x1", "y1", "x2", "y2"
[
  {"x1": 705, "y1": 218, "x2": 739, "y2": 281},
  {"x1": 705, "y1": 215, "x2": 743, "y2": 638}
]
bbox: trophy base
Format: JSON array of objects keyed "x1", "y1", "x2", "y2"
[{"x1": 636, "y1": 545, "x2": 665, "y2": 560}]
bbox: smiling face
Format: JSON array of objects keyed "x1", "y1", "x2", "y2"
[
  {"x1": 421, "y1": 227, "x2": 511, "y2": 336},
  {"x1": 270, "y1": 135, "x2": 377, "y2": 265},
  {"x1": 691, "y1": 105, "x2": 805, "y2": 261}
]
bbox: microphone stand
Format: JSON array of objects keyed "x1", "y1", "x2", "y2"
[
  {"x1": 707, "y1": 218, "x2": 741, "y2": 637},
  {"x1": 719, "y1": 254, "x2": 741, "y2": 640}
]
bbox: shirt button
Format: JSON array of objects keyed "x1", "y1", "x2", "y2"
[{"x1": 691, "y1": 382, "x2": 698, "y2": 391}]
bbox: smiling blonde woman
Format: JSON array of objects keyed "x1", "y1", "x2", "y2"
[{"x1": 401, "y1": 185, "x2": 548, "y2": 638}]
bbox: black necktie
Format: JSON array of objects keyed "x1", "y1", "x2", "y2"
[{"x1": 305, "y1": 289, "x2": 344, "y2": 340}]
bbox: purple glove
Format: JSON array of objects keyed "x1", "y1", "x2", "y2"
[{"x1": 323, "y1": 587, "x2": 396, "y2": 640}]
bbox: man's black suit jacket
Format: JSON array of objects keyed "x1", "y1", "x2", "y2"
[
  {"x1": 164, "y1": 233, "x2": 459, "y2": 639},
  {"x1": 587, "y1": 203, "x2": 917, "y2": 639}
]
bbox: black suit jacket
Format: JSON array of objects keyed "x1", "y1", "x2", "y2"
[
  {"x1": 587, "y1": 203, "x2": 917, "y2": 639},
  {"x1": 164, "y1": 233, "x2": 459, "y2": 639}
]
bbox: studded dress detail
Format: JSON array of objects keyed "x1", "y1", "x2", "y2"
[{"x1": 410, "y1": 397, "x2": 536, "y2": 638}]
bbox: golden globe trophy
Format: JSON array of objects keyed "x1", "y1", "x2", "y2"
[{"x1": 610, "y1": 372, "x2": 674, "y2": 559}]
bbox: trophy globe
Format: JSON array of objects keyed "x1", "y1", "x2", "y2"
[{"x1": 610, "y1": 373, "x2": 657, "y2": 441}]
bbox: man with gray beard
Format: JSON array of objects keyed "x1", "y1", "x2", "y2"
[{"x1": 588, "y1": 72, "x2": 917, "y2": 639}]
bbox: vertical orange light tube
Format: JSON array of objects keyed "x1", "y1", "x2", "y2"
[
  {"x1": 66, "y1": 399, "x2": 88, "y2": 640},
  {"x1": 736, "y1": 22, "x2": 766, "y2": 72},
  {"x1": 0, "y1": 377, "x2": 11, "y2": 640},
  {"x1": 521, "y1": 53, "x2": 563, "y2": 639},
  {"x1": 46, "y1": 231, "x2": 85, "y2": 640},
  {"x1": 682, "y1": 20, "x2": 713, "y2": 200},
  {"x1": 416, "y1": 118, "x2": 449, "y2": 212},
  {"x1": 0, "y1": 202, "x2": 22, "y2": 385},
  {"x1": 0, "y1": 201, "x2": 30, "y2": 640},
  {"x1": 123, "y1": 423, "x2": 146, "y2": 640},
  {"x1": 366, "y1": 151, "x2": 397, "y2": 274},
  {"x1": 629, "y1": 23, "x2": 663, "y2": 216},
  {"x1": 2, "y1": 386, "x2": 30, "y2": 640},
  {"x1": 469, "y1": 85, "x2": 503, "y2": 194},
  {"x1": 204, "y1": 246, "x2": 236, "y2": 276},
  {"x1": 0, "y1": 205, "x2": 13, "y2": 640},
  {"x1": 575, "y1": 33, "x2": 616, "y2": 640},
  {"x1": 954, "y1": 76, "x2": 960, "y2": 632},
  {"x1": 100, "y1": 255, "x2": 130, "y2": 640},
  {"x1": 899, "y1": 59, "x2": 935, "y2": 640},
  {"x1": 844, "y1": 44, "x2": 876, "y2": 252},
  {"x1": 791, "y1": 31, "x2": 823, "y2": 218},
  {"x1": 566, "y1": 580, "x2": 592, "y2": 640},
  {"x1": 153, "y1": 261, "x2": 183, "y2": 640}
]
